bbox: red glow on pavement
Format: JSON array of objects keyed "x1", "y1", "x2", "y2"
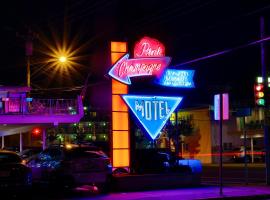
[{"x1": 182, "y1": 151, "x2": 265, "y2": 157}]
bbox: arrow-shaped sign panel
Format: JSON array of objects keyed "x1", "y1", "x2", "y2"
[
  {"x1": 122, "y1": 95, "x2": 183, "y2": 140},
  {"x1": 157, "y1": 69, "x2": 195, "y2": 88},
  {"x1": 109, "y1": 54, "x2": 171, "y2": 85}
]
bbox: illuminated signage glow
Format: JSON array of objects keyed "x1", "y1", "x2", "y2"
[
  {"x1": 134, "y1": 36, "x2": 165, "y2": 58},
  {"x1": 158, "y1": 69, "x2": 195, "y2": 88},
  {"x1": 111, "y1": 41, "x2": 130, "y2": 169},
  {"x1": 108, "y1": 54, "x2": 171, "y2": 85},
  {"x1": 122, "y1": 95, "x2": 183, "y2": 140},
  {"x1": 214, "y1": 93, "x2": 229, "y2": 120}
]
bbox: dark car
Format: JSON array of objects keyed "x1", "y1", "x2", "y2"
[
  {"x1": 19, "y1": 148, "x2": 42, "y2": 164},
  {"x1": 3, "y1": 146, "x2": 19, "y2": 153},
  {"x1": 0, "y1": 150, "x2": 32, "y2": 191},
  {"x1": 133, "y1": 149, "x2": 171, "y2": 174},
  {"x1": 133, "y1": 149, "x2": 199, "y2": 174},
  {"x1": 28, "y1": 144, "x2": 112, "y2": 192}
]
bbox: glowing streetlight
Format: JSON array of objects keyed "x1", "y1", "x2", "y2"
[
  {"x1": 59, "y1": 56, "x2": 67, "y2": 63},
  {"x1": 33, "y1": 32, "x2": 86, "y2": 83}
]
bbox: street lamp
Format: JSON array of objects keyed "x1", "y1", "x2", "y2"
[
  {"x1": 47, "y1": 49, "x2": 74, "y2": 72},
  {"x1": 31, "y1": 31, "x2": 85, "y2": 86},
  {"x1": 59, "y1": 56, "x2": 67, "y2": 63}
]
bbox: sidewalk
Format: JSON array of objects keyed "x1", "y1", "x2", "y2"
[{"x1": 91, "y1": 185, "x2": 270, "y2": 200}]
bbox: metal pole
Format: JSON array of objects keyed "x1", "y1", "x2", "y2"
[
  {"x1": 243, "y1": 117, "x2": 248, "y2": 185},
  {"x1": 2, "y1": 136, "x2": 4, "y2": 149},
  {"x1": 219, "y1": 94, "x2": 223, "y2": 196},
  {"x1": 27, "y1": 56, "x2": 30, "y2": 88},
  {"x1": 42, "y1": 129, "x2": 46, "y2": 150},
  {"x1": 20, "y1": 132, "x2": 23, "y2": 152},
  {"x1": 251, "y1": 137, "x2": 254, "y2": 163},
  {"x1": 260, "y1": 16, "x2": 270, "y2": 185},
  {"x1": 175, "y1": 110, "x2": 179, "y2": 157}
]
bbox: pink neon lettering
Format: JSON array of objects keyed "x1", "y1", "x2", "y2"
[
  {"x1": 134, "y1": 37, "x2": 165, "y2": 58},
  {"x1": 136, "y1": 43, "x2": 163, "y2": 57}
]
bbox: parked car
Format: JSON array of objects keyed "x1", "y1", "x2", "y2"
[
  {"x1": 231, "y1": 147, "x2": 265, "y2": 163},
  {"x1": 2, "y1": 146, "x2": 19, "y2": 153},
  {"x1": 133, "y1": 149, "x2": 201, "y2": 175},
  {"x1": 0, "y1": 150, "x2": 32, "y2": 191},
  {"x1": 19, "y1": 148, "x2": 42, "y2": 164},
  {"x1": 133, "y1": 149, "x2": 172, "y2": 174},
  {"x1": 28, "y1": 144, "x2": 112, "y2": 192}
]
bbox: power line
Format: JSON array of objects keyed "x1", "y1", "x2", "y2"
[
  {"x1": 174, "y1": 35, "x2": 270, "y2": 67},
  {"x1": 30, "y1": 81, "x2": 106, "y2": 91}
]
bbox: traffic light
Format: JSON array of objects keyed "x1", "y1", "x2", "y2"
[{"x1": 254, "y1": 77, "x2": 265, "y2": 106}]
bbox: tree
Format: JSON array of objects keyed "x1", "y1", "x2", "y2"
[
  {"x1": 47, "y1": 126, "x2": 66, "y2": 145},
  {"x1": 71, "y1": 124, "x2": 86, "y2": 145},
  {"x1": 166, "y1": 115, "x2": 194, "y2": 157}
]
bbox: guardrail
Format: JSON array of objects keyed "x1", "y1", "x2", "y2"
[{"x1": 0, "y1": 98, "x2": 79, "y2": 115}]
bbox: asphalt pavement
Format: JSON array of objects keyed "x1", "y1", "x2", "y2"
[
  {"x1": 2, "y1": 163, "x2": 269, "y2": 199},
  {"x1": 202, "y1": 163, "x2": 266, "y2": 185},
  {"x1": 24, "y1": 185, "x2": 270, "y2": 200},
  {"x1": 2, "y1": 182, "x2": 270, "y2": 200}
]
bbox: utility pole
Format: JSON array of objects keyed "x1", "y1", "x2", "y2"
[
  {"x1": 17, "y1": 28, "x2": 38, "y2": 90},
  {"x1": 26, "y1": 29, "x2": 32, "y2": 89},
  {"x1": 260, "y1": 16, "x2": 270, "y2": 185}
]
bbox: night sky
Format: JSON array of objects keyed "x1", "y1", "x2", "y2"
[{"x1": 1, "y1": 0, "x2": 270, "y2": 107}]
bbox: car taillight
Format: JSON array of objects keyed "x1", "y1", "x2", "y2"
[{"x1": 21, "y1": 160, "x2": 27, "y2": 165}]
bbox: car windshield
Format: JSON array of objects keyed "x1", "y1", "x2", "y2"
[
  {"x1": 0, "y1": 153, "x2": 21, "y2": 164},
  {"x1": 64, "y1": 148, "x2": 107, "y2": 160},
  {"x1": 38, "y1": 148, "x2": 62, "y2": 161},
  {"x1": 157, "y1": 153, "x2": 170, "y2": 161}
]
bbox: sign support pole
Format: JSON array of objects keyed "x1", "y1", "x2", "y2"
[
  {"x1": 219, "y1": 94, "x2": 223, "y2": 196},
  {"x1": 243, "y1": 117, "x2": 248, "y2": 185}
]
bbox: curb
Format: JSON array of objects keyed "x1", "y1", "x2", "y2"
[{"x1": 201, "y1": 194, "x2": 270, "y2": 200}]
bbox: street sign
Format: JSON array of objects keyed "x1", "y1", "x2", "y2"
[
  {"x1": 214, "y1": 93, "x2": 229, "y2": 120},
  {"x1": 234, "y1": 108, "x2": 252, "y2": 117}
]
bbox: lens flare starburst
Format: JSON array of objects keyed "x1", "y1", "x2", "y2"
[{"x1": 32, "y1": 28, "x2": 88, "y2": 87}]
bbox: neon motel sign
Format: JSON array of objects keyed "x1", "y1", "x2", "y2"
[
  {"x1": 108, "y1": 36, "x2": 192, "y2": 140},
  {"x1": 122, "y1": 95, "x2": 183, "y2": 140}
]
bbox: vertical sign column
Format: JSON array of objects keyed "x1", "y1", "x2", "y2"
[
  {"x1": 111, "y1": 42, "x2": 130, "y2": 170},
  {"x1": 214, "y1": 93, "x2": 229, "y2": 196}
]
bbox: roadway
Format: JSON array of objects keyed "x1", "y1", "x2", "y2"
[
  {"x1": 201, "y1": 163, "x2": 266, "y2": 185},
  {"x1": 2, "y1": 163, "x2": 268, "y2": 199},
  {"x1": 6, "y1": 185, "x2": 270, "y2": 200}
]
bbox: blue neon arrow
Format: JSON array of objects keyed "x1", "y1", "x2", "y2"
[{"x1": 122, "y1": 95, "x2": 183, "y2": 140}]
